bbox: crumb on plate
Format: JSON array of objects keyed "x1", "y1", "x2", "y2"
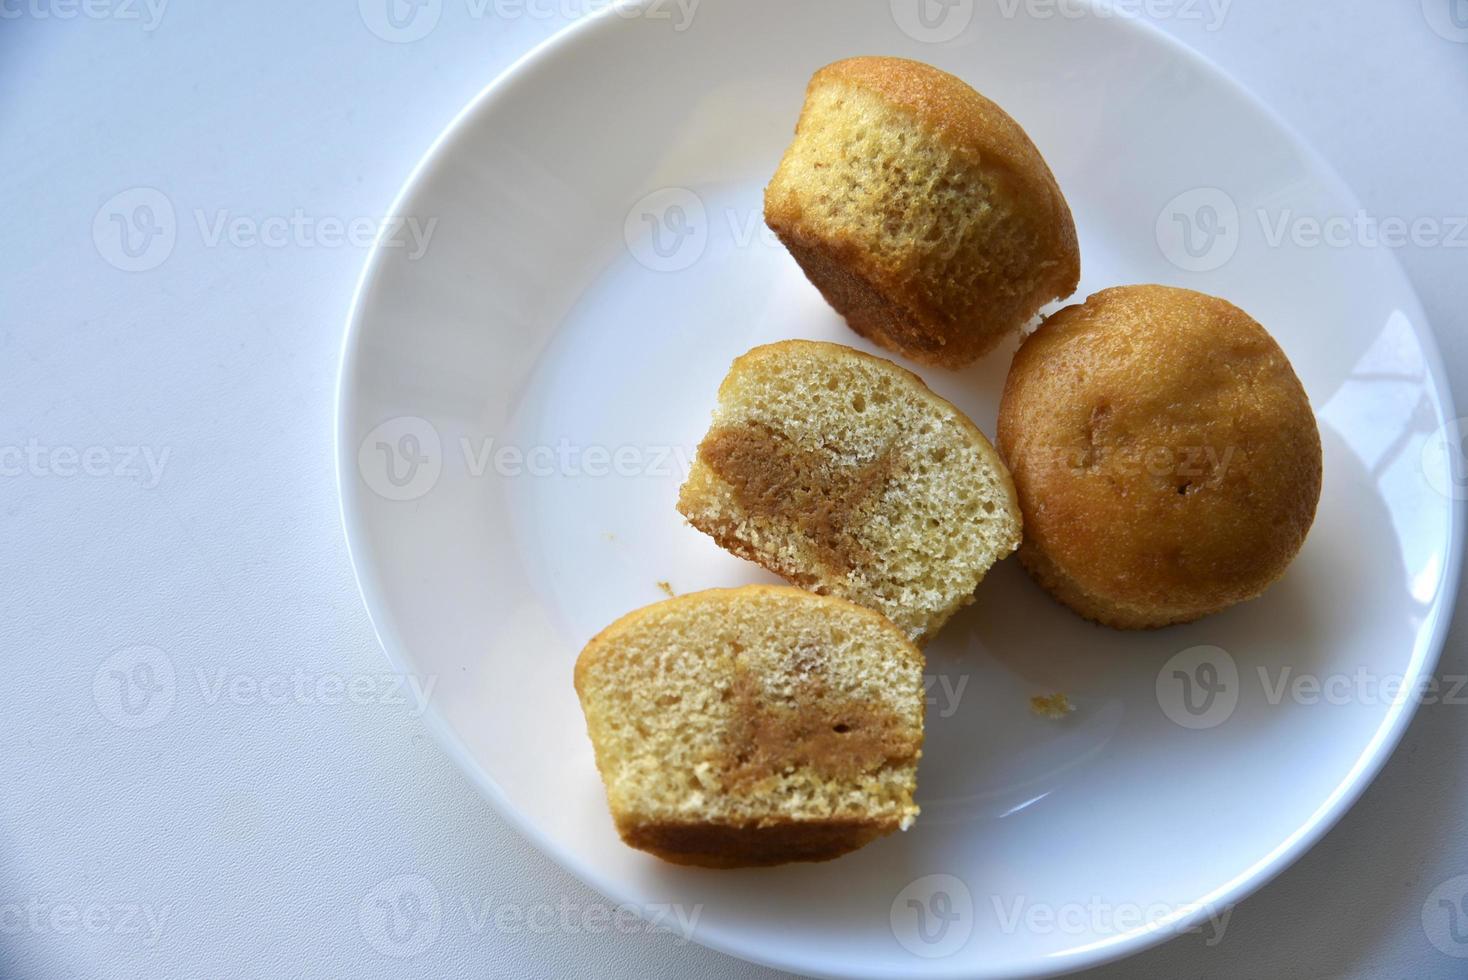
[{"x1": 1030, "y1": 692, "x2": 1075, "y2": 720}]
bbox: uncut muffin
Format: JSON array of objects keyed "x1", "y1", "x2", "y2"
[
  {"x1": 574, "y1": 586, "x2": 924, "y2": 868},
  {"x1": 677, "y1": 340, "x2": 1022, "y2": 644},
  {"x1": 996, "y1": 285, "x2": 1322, "y2": 629},
  {"x1": 764, "y1": 56, "x2": 1080, "y2": 368}
]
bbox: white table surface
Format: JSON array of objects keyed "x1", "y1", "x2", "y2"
[{"x1": 4, "y1": 2, "x2": 1466, "y2": 977}]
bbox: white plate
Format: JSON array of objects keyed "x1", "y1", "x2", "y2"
[{"x1": 336, "y1": 2, "x2": 1463, "y2": 977}]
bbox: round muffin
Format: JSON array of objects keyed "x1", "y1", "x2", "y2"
[
  {"x1": 996, "y1": 285, "x2": 1322, "y2": 629},
  {"x1": 764, "y1": 56, "x2": 1080, "y2": 368}
]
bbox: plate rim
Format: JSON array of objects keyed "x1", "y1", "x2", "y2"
[{"x1": 334, "y1": 3, "x2": 1466, "y2": 977}]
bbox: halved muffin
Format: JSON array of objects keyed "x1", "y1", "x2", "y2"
[
  {"x1": 574, "y1": 586, "x2": 924, "y2": 867},
  {"x1": 678, "y1": 340, "x2": 1021, "y2": 644}
]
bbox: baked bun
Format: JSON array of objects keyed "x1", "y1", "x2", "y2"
[
  {"x1": 677, "y1": 340, "x2": 1021, "y2": 644},
  {"x1": 997, "y1": 285, "x2": 1322, "y2": 629},
  {"x1": 574, "y1": 586, "x2": 924, "y2": 868},
  {"x1": 764, "y1": 56, "x2": 1080, "y2": 368}
]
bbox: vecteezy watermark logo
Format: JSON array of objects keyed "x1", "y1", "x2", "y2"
[
  {"x1": 924, "y1": 673, "x2": 969, "y2": 719},
  {"x1": 992, "y1": 0, "x2": 1232, "y2": 31},
  {"x1": 1423, "y1": 0, "x2": 1468, "y2": 42},
  {"x1": 360, "y1": 874, "x2": 442, "y2": 958},
  {"x1": 461, "y1": 438, "x2": 693, "y2": 479},
  {"x1": 93, "y1": 188, "x2": 177, "y2": 272},
  {"x1": 193, "y1": 667, "x2": 438, "y2": 715},
  {"x1": 363, "y1": 432, "x2": 698, "y2": 492},
  {"x1": 460, "y1": 897, "x2": 702, "y2": 940},
  {"x1": 991, "y1": 895, "x2": 1232, "y2": 946},
  {"x1": 359, "y1": 0, "x2": 442, "y2": 42},
  {"x1": 194, "y1": 210, "x2": 436, "y2": 256},
  {"x1": 624, "y1": 187, "x2": 708, "y2": 272},
  {"x1": 92, "y1": 646, "x2": 176, "y2": 730},
  {"x1": 1257, "y1": 210, "x2": 1468, "y2": 250},
  {"x1": 0, "y1": 0, "x2": 169, "y2": 31},
  {"x1": 1255, "y1": 667, "x2": 1468, "y2": 708},
  {"x1": 360, "y1": 0, "x2": 699, "y2": 43},
  {"x1": 0, "y1": 440, "x2": 170, "y2": 489},
  {"x1": 95, "y1": 188, "x2": 436, "y2": 270},
  {"x1": 1159, "y1": 192, "x2": 1466, "y2": 270},
  {"x1": 890, "y1": 874, "x2": 974, "y2": 958},
  {"x1": 358, "y1": 417, "x2": 443, "y2": 501},
  {"x1": 1156, "y1": 187, "x2": 1239, "y2": 273},
  {"x1": 0, "y1": 898, "x2": 174, "y2": 947},
  {"x1": 1007, "y1": 442, "x2": 1236, "y2": 482},
  {"x1": 1423, "y1": 874, "x2": 1468, "y2": 958},
  {"x1": 1421, "y1": 417, "x2": 1468, "y2": 501},
  {"x1": 492, "y1": 0, "x2": 700, "y2": 28},
  {"x1": 890, "y1": 0, "x2": 974, "y2": 43},
  {"x1": 1157, "y1": 645, "x2": 1239, "y2": 729},
  {"x1": 96, "y1": 656, "x2": 436, "y2": 726},
  {"x1": 621, "y1": 195, "x2": 784, "y2": 271}
]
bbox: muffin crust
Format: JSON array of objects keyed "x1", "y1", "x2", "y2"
[
  {"x1": 996, "y1": 285, "x2": 1323, "y2": 628},
  {"x1": 765, "y1": 56, "x2": 1080, "y2": 367}
]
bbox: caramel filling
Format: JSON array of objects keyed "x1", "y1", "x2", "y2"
[
  {"x1": 699, "y1": 421, "x2": 897, "y2": 575},
  {"x1": 717, "y1": 648, "x2": 916, "y2": 793}
]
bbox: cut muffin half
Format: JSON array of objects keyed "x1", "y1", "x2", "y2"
[
  {"x1": 574, "y1": 586, "x2": 924, "y2": 868},
  {"x1": 677, "y1": 340, "x2": 1021, "y2": 644}
]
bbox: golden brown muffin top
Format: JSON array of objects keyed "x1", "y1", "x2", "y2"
[
  {"x1": 813, "y1": 56, "x2": 1050, "y2": 177},
  {"x1": 997, "y1": 285, "x2": 1322, "y2": 613},
  {"x1": 807, "y1": 56, "x2": 1078, "y2": 277}
]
